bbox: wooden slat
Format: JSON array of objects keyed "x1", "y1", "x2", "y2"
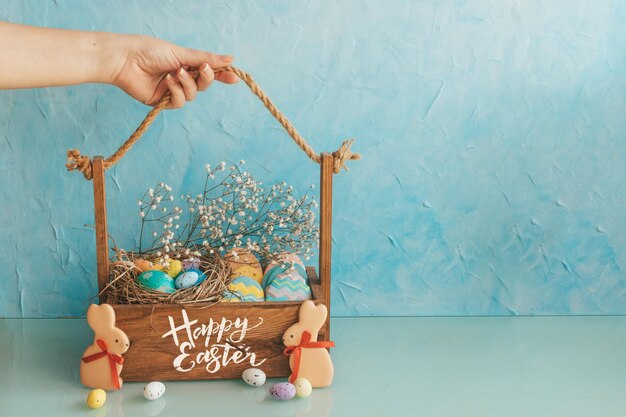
[
  {"x1": 319, "y1": 153, "x2": 333, "y2": 339},
  {"x1": 114, "y1": 299, "x2": 326, "y2": 381},
  {"x1": 92, "y1": 157, "x2": 109, "y2": 303}
]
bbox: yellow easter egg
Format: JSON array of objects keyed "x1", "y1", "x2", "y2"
[
  {"x1": 231, "y1": 265, "x2": 263, "y2": 285},
  {"x1": 86, "y1": 388, "x2": 106, "y2": 409},
  {"x1": 163, "y1": 260, "x2": 182, "y2": 277}
]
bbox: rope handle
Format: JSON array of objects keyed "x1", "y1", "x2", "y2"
[{"x1": 66, "y1": 66, "x2": 359, "y2": 180}]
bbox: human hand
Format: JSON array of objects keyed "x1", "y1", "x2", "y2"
[{"x1": 108, "y1": 34, "x2": 238, "y2": 109}]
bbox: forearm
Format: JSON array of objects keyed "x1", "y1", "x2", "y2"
[{"x1": 0, "y1": 21, "x2": 124, "y2": 89}]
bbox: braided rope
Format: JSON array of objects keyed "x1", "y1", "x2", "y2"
[{"x1": 66, "y1": 66, "x2": 359, "y2": 180}]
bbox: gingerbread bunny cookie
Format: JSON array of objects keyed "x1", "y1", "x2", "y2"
[
  {"x1": 80, "y1": 304, "x2": 130, "y2": 390},
  {"x1": 283, "y1": 301, "x2": 335, "y2": 387}
]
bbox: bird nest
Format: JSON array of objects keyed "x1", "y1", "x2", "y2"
[{"x1": 101, "y1": 249, "x2": 232, "y2": 305}]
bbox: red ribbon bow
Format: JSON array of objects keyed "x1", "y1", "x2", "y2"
[
  {"x1": 81, "y1": 339, "x2": 124, "y2": 390},
  {"x1": 284, "y1": 331, "x2": 335, "y2": 383}
]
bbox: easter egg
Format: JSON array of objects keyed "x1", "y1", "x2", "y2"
[
  {"x1": 86, "y1": 388, "x2": 106, "y2": 409},
  {"x1": 231, "y1": 265, "x2": 264, "y2": 285},
  {"x1": 182, "y1": 257, "x2": 201, "y2": 270},
  {"x1": 225, "y1": 248, "x2": 261, "y2": 271},
  {"x1": 293, "y1": 378, "x2": 312, "y2": 398},
  {"x1": 163, "y1": 260, "x2": 182, "y2": 277},
  {"x1": 137, "y1": 270, "x2": 176, "y2": 293},
  {"x1": 269, "y1": 382, "x2": 296, "y2": 401},
  {"x1": 264, "y1": 252, "x2": 304, "y2": 276},
  {"x1": 143, "y1": 381, "x2": 166, "y2": 400},
  {"x1": 134, "y1": 258, "x2": 163, "y2": 272},
  {"x1": 175, "y1": 269, "x2": 206, "y2": 289},
  {"x1": 264, "y1": 263, "x2": 311, "y2": 301},
  {"x1": 242, "y1": 368, "x2": 266, "y2": 387},
  {"x1": 221, "y1": 276, "x2": 264, "y2": 302}
]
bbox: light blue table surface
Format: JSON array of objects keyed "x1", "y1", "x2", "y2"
[{"x1": 1, "y1": 316, "x2": 625, "y2": 417}]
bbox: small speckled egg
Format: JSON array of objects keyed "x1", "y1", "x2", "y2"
[
  {"x1": 143, "y1": 381, "x2": 166, "y2": 400},
  {"x1": 163, "y1": 260, "x2": 182, "y2": 277},
  {"x1": 182, "y1": 257, "x2": 201, "y2": 270},
  {"x1": 137, "y1": 270, "x2": 176, "y2": 293},
  {"x1": 293, "y1": 378, "x2": 312, "y2": 397},
  {"x1": 242, "y1": 368, "x2": 266, "y2": 387},
  {"x1": 232, "y1": 265, "x2": 264, "y2": 285},
  {"x1": 86, "y1": 388, "x2": 106, "y2": 409},
  {"x1": 175, "y1": 268, "x2": 206, "y2": 289},
  {"x1": 269, "y1": 382, "x2": 296, "y2": 401}
]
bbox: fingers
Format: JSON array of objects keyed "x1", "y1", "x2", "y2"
[
  {"x1": 165, "y1": 74, "x2": 185, "y2": 109},
  {"x1": 215, "y1": 70, "x2": 239, "y2": 84},
  {"x1": 196, "y1": 63, "x2": 215, "y2": 92},
  {"x1": 176, "y1": 47, "x2": 233, "y2": 69},
  {"x1": 176, "y1": 68, "x2": 198, "y2": 101}
]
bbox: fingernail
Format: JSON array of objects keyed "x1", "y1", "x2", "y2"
[
  {"x1": 178, "y1": 68, "x2": 187, "y2": 77},
  {"x1": 220, "y1": 55, "x2": 233, "y2": 62},
  {"x1": 201, "y1": 63, "x2": 210, "y2": 72},
  {"x1": 166, "y1": 74, "x2": 174, "y2": 82}
]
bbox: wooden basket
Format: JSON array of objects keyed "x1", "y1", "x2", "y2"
[{"x1": 67, "y1": 66, "x2": 358, "y2": 381}]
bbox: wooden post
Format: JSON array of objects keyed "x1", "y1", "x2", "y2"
[
  {"x1": 319, "y1": 153, "x2": 333, "y2": 340},
  {"x1": 92, "y1": 157, "x2": 109, "y2": 303}
]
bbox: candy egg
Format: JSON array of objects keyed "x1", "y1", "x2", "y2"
[
  {"x1": 231, "y1": 265, "x2": 264, "y2": 285},
  {"x1": 163, "y1": 260, "x2": 182, "y2": 278},
  {"x1": 293, "y1": 378, "x2": 312, "y2": 398},
  {"x1": 134, "y1": 258, "x2": 163, "y2": 272},
  {"x1": 86, "y1": 388, "x2": 106, "y2": 409},
  {"x1": 137, "y1": 270, "x2": 176, "y2": 293},
  {"x1": 269, "y1": 382, "x2": 296, "y2": 401},
  {"x1": 175, "y1": 268, "x2": 206, "y2": 289},
  {"x1": 242, "y1": 368, "x2": 266, "y2": 387},
  {"x1": 221, "y1": 276, "x2": 264, "y2": 302},
  {"x1": 143, "y1": 381, "x2": 166, "y2": 400}
]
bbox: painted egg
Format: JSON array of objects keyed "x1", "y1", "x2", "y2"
[
  {"x1": 175, "y1": 268, "x2": 206, "y2": 289},
  {"x1": 242, "y1": 368, "x2": 266, "y2": 387},
  {"x1": 225, "y1": 248, "x2": 261, "y2": 271},
  {"x1": 144, "y1": 381, "x2": 166, "y2": 400},
  {"x1": 163, "y1": 260, "x2": 182, "y2": 277},
  {"x1": 269, "y1": 382, "x2": 296, "y2": 401},
  {"x1": 265, "y1": 263, "x2": 311, "y2": 301},
  {"x1": 134, "y1": 258, "x2": 164, "y2": 272},
  {"x1": 182, "y1": 257, "x2": 201, "y2": 270},
  {"x1": 86, "y1": 388, "x2": 106, "y2": 409},
  {"x1": 137, "y1": 270, "x2": 176, "y2": 293},
  {"x1": 264, "y1": 252, "x2": 305, "y2": 275},
  {"x1": 221, "y1": 276, "x2": 264, "y2": 302},
  {"x1": 293, "y1": 378, "x2": 312, "y2": 398},
  {"x1": 231, "y1": 265, "x2": 264, "y2": 285}
]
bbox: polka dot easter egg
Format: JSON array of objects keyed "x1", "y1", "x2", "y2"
[
  {"x1": 175, "y1": 269, "x2": 206, "y2": 289},
  {"x1": 269, "y1": 382, "x2": 296, "y2": 401},
  {"x1": 163, "y1": 260, "x2": 182, "y2": 278},
  {"x1": 143, "y1": 381, "x2": 166, "y2": 400},
  {"x1": 137, "y1": 270, "x2": 176, "y2": 293},
  {"x1": 86, "y1": 388, "x2": 106, "y2": 409},
  {"x1": 242, "y1": 368, "x2": 266, "y2": 387},
  {"x1": 231, "y1": 265, "x2": 264, "y2": 285},
  {"x1": 221, "y1": 276, "x2": 264, "y2": 302}
]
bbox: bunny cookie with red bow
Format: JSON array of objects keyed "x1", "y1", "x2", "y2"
[{"x1": 80, "y1": 304, "x2": 130, "y2": 390}]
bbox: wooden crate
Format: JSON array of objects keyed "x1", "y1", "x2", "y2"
[{"x1": 90, "y1": 153, "x2": 336, "y2": 381}]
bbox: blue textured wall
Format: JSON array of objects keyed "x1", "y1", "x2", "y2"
[{"x1": 1, "y1": 1, "x2": 625, "y2": 318}]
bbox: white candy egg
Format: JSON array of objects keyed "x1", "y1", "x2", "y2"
[
  {"x1": 144, "y1": 381, "x2": 166, "y2": 400},
  {"x1": 293, "y1": 377, "x2": 312, "y2": 397},
  {"x1": 242, "y1": 368, "x2": 266, "y2": 387}
]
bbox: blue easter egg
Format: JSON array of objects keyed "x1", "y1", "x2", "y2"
[
  {"x1": 175, "y1": 268, "x2": 206, "y2": 289},
  {"x1": 137, "y1": 270, "x2": 176, "y2": 293}
]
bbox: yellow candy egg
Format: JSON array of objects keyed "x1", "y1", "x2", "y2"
[
  {"x1": 231, "y1": 265, "x2": 263, "y2": 285},
  {"x1": 293, "y1": 378, "x2": 312, "y2": 398},
  {"x1": 163, "y1": 260, "x2": 182, "y2": 277},
  {"x1": 86, "y1": 388, "x2": 106, "y2": 409}
]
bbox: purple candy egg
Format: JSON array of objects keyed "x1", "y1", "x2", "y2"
[
  {"x1": 182, "y1": 257, "x2": 201, "y2": 270},
  {"x1": 269, "y1": 382, "x2": 296, "y2": 401}
]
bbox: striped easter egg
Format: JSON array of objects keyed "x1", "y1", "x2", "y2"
[
  {"x1": 221, "y1": 276, "x2": 264, "y2": 302},
  {"x1": 265, "y1": 264, "x2": 312, "y2": 302}
]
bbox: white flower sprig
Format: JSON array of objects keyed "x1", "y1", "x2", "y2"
[{"x1": 136, "y1": 161, "x2": 319, "y2": 263}]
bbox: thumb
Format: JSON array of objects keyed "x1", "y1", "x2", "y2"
[{"x1": 175, "y1": 47, "x2": 233, "y2": 69}]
